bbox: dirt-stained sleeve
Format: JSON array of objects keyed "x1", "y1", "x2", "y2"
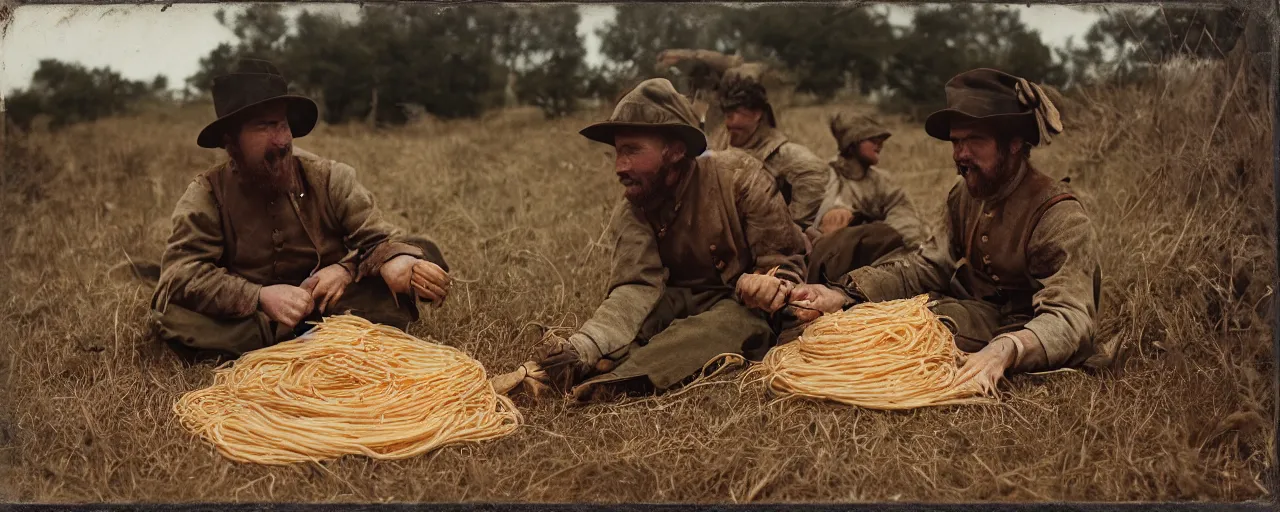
[
  {"x1": 815, "y1": 169, "x2": 848, "y2": 228},
  {"x1": 325, "y1": 161, "x2": 433, "y2": 281},
  {"x1": 771, "y1": 142, "x2": 828, "y2": 230},
  {"x1": 576, "y1": 200, "x2": 669, "y2": 357},
  {"x1": 1009, "y1": 200, "x2": 1098, "y2": 372},
  {"x1": 153, "y1": 178, "x2": 262, "y2": 318},
  {"x1": 837, "y1": 183, "x2": 963, "y2": 301},
  {"x1": 733, "y1": 153, "x2": 808, "y2": 285},
  {"x1": 875, "y1": 172, "x2": 929, "y2": 248}
]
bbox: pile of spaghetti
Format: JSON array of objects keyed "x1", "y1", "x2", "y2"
[
  {"x1": 750, "y1": 295, "x2": 995, "y2": 410},
  {"x1": 174, "y1": 315, "x2": 522, "y2": 465}
]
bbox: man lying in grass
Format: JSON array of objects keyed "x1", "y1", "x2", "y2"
[
  {"x1": 527, "y1": 78, "x2": 808, "y2": 402},
  {"x1": 149, "y1": 59, "x2": 451, "y2": 362},
  {"x1": 790, "y1": 68, "x2": 1104, "y2": 394}
]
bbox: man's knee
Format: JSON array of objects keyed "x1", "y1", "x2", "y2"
[{"x1": 151, "y1": 304, "x2": 271, "y2": 357}]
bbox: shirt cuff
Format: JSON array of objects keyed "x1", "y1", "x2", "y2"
[{"x1": 1000, "y1": 329, "x2": 1049, "y2": 373}]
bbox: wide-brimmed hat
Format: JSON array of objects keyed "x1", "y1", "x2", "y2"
[
  {"x1": 718, "y1": 71, "x2": 777, "y2": 127},
  {"x1": 830, "y1": 111, "x2": 891, "y2": 153},
  {"x1": 923, "y1": 68, "x2": 1062, "y2": 147},
  {"x1": 196, "y1": 59, "x2": 319, "y2": 149},
  {"x1": 580, "y1": 78, "x2": 708, "y2": 158}
]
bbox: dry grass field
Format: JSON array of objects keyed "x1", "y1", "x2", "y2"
[{"x1": 0, "y1": 63, "x2": 1275, "y2": 503}]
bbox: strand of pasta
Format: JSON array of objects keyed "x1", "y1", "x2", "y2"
[
  {"x1": 746, "y1": 295, "x2": 996, "y2": 410},
  {"x1": 174, "y1": 315, "x2": 522, "y2": 465}
]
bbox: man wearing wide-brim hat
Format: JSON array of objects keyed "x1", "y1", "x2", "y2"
[
  {"x1": 805, "y1": 111, "x2": 929, "y2": 286},
  {"x1": 526, "y1": 78, "x2": 807, "y2": 401},
  {"x1": 150, "y1": 59, "x2": 452, "y2": 361},
  {"x1": 790, "y1": 68, "x2": 1104, "y2": 391}
]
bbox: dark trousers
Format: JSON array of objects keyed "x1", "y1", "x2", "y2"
[{"x1": 806, "y1": 222, "x2": 909, "y2": 285}]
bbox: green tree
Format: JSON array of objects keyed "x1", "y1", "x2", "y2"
[
  {"x1": 883, "y1": 5, "x2": 1067, "y2": 118},
  {"x1": 496, "y1": 5, "x2": 588, "y2": 117},
  {"x1": 723, "y1": 4, "x2": 894, "y2": 98},
  {"x1": 187, "y1": 5, "x2": 290, "y2": 93},
  {"x1": 7, "y1": 60, "x2": 164, "y2": 130},
  {"x1": 1058, "y1": 6, "x2": 1248, "y2": 86},
  {"x1": 594, "y1": 4, "x2": 734, "y2": 97}
]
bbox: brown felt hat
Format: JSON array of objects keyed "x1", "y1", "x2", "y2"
[
  {"x1": 196, "y1": 59, "x2": 319, "y2": 149},
  {"x1": 580, "y1": 78, "x2": 708, "y2": 158},
  {"x1": 924, "y1": 68, "x2": 1059, "y2": 146},
  {"x1": 830, "y1": 111, "x2": 891, "y2": 153}
]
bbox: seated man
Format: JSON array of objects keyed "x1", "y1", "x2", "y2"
[
  {"x1": 807, "y1": 112, "x2": 928, "y2": 284},
  {"x1": 654, "y1": 48, "x2": 775, "y2": 144},
  {"x1": 151, "y1": 59, "x2": 451, "y2": 361},
  {"x1": 790, "y1": 69, "x2": 1102, "y2": 392},
  {"x1": 716, "y1": 76, "x2": 828, "y2": 239},
  {"x1": 532, "y1": 78, "x2": 807, "y2": 401}
]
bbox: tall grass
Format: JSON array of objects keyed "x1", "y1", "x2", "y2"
[{"x1": 0, "y1": 62, "x2": 1272, "y2": 503}]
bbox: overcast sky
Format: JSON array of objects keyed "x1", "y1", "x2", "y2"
[{"x1": 2, "y1": 3, "x2": 1119, "y2": 94}]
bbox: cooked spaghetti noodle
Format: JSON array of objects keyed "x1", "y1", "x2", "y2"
[
  {"x1": 748, "y1": 295, "x2": 995, "y2": 409},
  {"x1": 174, "y1": 315, "x2": 521, "y2": 465}
]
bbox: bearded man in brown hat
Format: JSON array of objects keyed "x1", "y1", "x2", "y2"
[
  {"x1": 789, "y1": 68, "x2": 1102, "y2": 392},
  {"x1": 150, "y1": 59, "x2": 452, "y2": 361},
  {"x1": 807, "y1": 111, "x2": 928, "y2": 285},
  {"x1": 529, "y1": 78, "x2": 807, "y2": 401}
]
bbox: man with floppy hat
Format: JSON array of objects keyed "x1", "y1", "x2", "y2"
[
  {"x1": 789, "y1": 68, "x2": 1103, "y2": 391},
  {"x1": 806, "y1": 111, "x2": 928, "y2": 285},
  {"x1": 529, "y1": 78, "x2": 807, "y2": 401},
  {"x1": 150, "y1": 59, "x2": 452, "y2": 360}
]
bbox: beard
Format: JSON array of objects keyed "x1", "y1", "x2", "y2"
[
  {"x1": 620, "y1": 163, "x2": 676, "y2": 207},
  {"x1": 957, "y1": 151, "x2": 1020, "y2": 201},
  {"x1": 230, "y1": 143, "x2": 297, "y2": 195}
]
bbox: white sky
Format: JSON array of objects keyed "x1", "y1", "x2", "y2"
[{"x1": 1, "y1": 3, "x2": 1125, "y2": 94}]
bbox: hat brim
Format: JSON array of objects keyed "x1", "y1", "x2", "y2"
[
  {"x1": 924, "y1": 109, "x2": 1039, "y2": 146},
  {"x1": 579, "y1": 122, "x2": 708, "y2": 159},
  {"x1": 197, "y1": 95, "x2": 319, "y2": 149}
]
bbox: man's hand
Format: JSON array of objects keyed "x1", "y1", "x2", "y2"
[
  {"x1": 300, "y1": 264, "x2": 353, "y2": 314},
  {"x1": 954, "y1": 335, "x2": 1018, "y2": 395},
  {"x1": 532, "y1": 335, "x2": 595, "y2": 393},
  {"x1": 380, "y1": 255, "x2": 451, "y2": 304},
  {"x1": 787, "y1": 284, "x2": 854, "y2": 323},
  {"x1": 736, "y1": 274, "x2": 792, "y2": 313},
  {"x1": 259, "y1": 284, "x2": 314, "y2": 328},
  {"x1": 819, "y1": 208, "x2": 855, "y2": 235}
]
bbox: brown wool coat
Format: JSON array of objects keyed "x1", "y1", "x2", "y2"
[
  {"x1": 838, "y1": 163, "x2": 1099, "y2": 372},
  {"x1": 152, "y1": 148, "x2": 430, "y2": 319},
  {"x1": 576, "y1": 149, "x2": 808, "y2": 357},
  {"x1": 817, "y1": 157, "x2": 928, "y2": 248},
  {"x1": 724, "y1": 125, "x2": 828, "y2": 234}
]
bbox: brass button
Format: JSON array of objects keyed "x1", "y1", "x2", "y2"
[
  {"x1": 715, "y1": 261, "x2": 726, "y2": 270},
  {"x1": 982, "y1": 255, "x2": 992, "y2": 265},
  {"x1": 709, "y1": 244, "x2": 717, "y2": 252},
  {"x1": 984, "y1": 211, "x2": 993, "y2": 218},
  {"x1": 992, "y1": 275, "x2": 1000, "y2": 282},
  {"x1": 980, "y1": 235, "x2": 989, "y2": 243}
]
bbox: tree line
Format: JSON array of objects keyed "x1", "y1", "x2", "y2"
[{"x1": 5, "y1": 3, "x2": 1260, "y2": 131}]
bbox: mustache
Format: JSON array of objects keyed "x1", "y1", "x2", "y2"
[{"x1": 264, "y1": 145, "x2": 292, "y2": 164}]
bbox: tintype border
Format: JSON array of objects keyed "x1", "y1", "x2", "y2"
[{"x1": 0, "y1": 0, "x2": 1276, "y2": 510}]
